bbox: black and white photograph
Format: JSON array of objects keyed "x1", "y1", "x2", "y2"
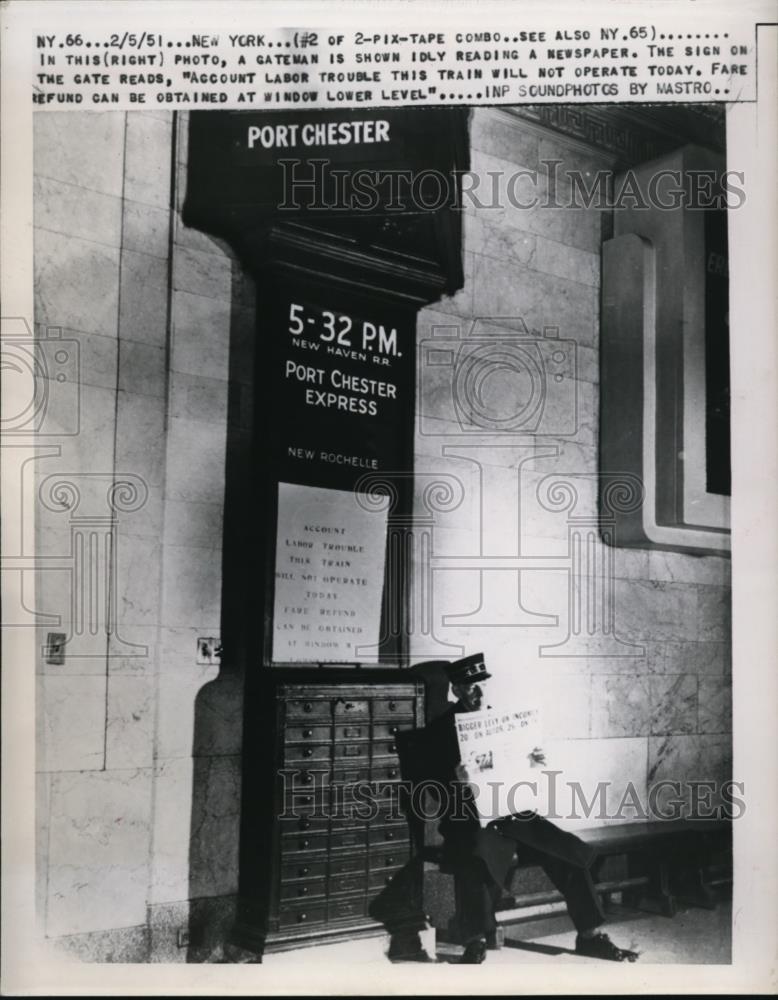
[{"x1": 1, "y1": 1, "x2": 776, "y2": 994}]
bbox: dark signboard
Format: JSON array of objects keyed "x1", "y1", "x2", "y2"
[
  {"x1": 183, "y1": 108, "x2": 469, "y2": 664},
  {"x1": 183, "y1": 106, "x2": 470, "y2": 232},
  {"x1": 259, "y1": 278, "x2": 416, "y2": 664},
  {"x1": 262, "y1": 279, "x2": 415, "y2": 493}
]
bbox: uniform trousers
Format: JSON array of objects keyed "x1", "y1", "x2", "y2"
[{"x1": 447, "y1": 812, "x2": 605, "y2": 943}]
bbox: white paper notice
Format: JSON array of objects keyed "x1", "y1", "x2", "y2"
[
  {"x1": 272, "y1": 482, "x2": 388, "y2": 663},
  {"x1": 455, "y1": 705, "x2": 544, "y2": 825}
]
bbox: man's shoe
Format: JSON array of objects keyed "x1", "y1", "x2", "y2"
[
  {"x1": 460, "y1": 937, "x2": 488, "y2": 964},
  {"x1": 575, "y1": 932, "x2": 639, "y2": 962}
]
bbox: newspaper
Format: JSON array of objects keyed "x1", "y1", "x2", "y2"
[{"x1": 455, "y1": 706, "x2": 543, "y2": 824}]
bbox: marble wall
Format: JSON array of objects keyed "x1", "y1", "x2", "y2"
[
  {"x1": 412, "y1": 107, "x2": 732, "y2": 831},
  {"x1": 33, "y1": 110, "x2": 252, "y2": 961},
  {"x1": 32, "y1": 106, "x2": 732, "y2": 959}
]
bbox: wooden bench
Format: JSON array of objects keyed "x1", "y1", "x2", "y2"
[
  {"x1": 423, "y1": 818, "x2": 732, "y2": 944},
  {"x1": 496, "y1": 818, "x2": 732, "y2": 931},
  {"x1": 583, "y1": 819, "x2": 730, "y2": 915}
]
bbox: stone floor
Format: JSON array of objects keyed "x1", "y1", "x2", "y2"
[{"x1": 260, "y1": 896, "x2": 732, "y2": 966}]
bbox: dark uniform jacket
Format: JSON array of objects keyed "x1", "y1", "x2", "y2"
[{"x1": 420, "y1": 703, "x2": 516, "y2": 888}]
